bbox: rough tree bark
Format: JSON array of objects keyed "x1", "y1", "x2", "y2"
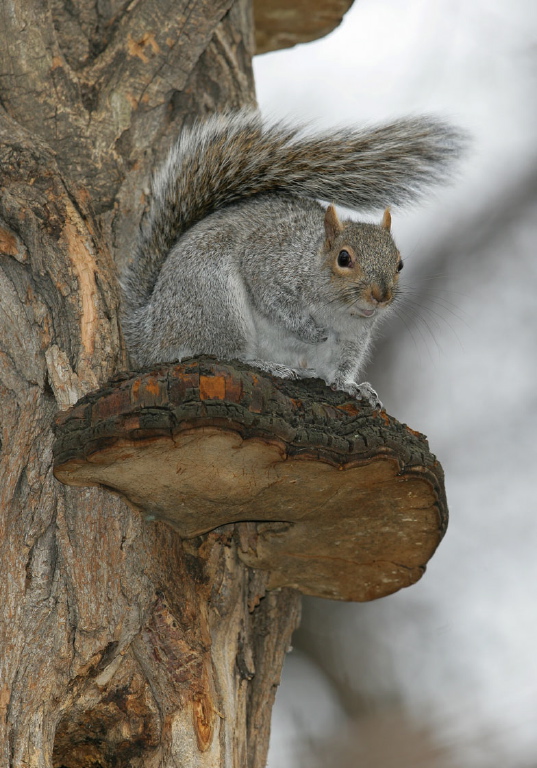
[{"x1": 0, "y1": 2, "x2": 302, "y2": 766}]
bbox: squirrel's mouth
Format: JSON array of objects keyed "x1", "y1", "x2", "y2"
[{"x1": 356, "y1": 308, "x2": 377, "y2": 318}]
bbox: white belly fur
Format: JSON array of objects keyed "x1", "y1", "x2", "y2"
[{"x1": 250, "y1": 310, "x2": 363, "y2": 382}]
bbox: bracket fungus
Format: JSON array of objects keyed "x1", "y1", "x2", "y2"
[{"x1": 53, "y1": 358, "x2": 448, "y2": 602}]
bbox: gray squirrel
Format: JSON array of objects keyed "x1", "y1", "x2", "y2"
[{"x1": 121, "y1": 110, "x2": 463, "y2": 407}]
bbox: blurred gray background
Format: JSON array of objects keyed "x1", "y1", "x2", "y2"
[{"x1": 253, "y1": 0, "x2": 537, "y2": 765}]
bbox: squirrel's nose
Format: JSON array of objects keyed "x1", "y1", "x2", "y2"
[{"x1": 370, "y1": 284, "x2": 391, "y2": 305}]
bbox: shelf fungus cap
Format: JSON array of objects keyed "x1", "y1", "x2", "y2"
[{"x1": 53, "y1": 359, "x2": 448, "y2": 602}]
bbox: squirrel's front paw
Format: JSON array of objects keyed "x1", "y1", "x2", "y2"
[
  {"x1": 331, "y1": 379, "x2": 383, "y2": 409},
  {"x1": 305, "y1": 326, "x2": 329, "y2": 344},
  {"x1": 295, "y1": 319, "x2": 328, "y2": 344}
]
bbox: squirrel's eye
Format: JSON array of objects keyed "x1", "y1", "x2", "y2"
[
  {"x1": 337, "y1": 250, "x2": 352, "y2": 268},
  {"x1": 397, "y1": 260, "x2": 404, "y2": 272}
]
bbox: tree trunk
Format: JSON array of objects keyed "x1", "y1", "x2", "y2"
[{"x1": 0, "y1": 2, "x2": 301, "y2": 766}]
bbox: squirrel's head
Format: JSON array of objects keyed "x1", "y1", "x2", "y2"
[{"x1": 323, "y1": 205, "x2": 403, "y2": 319}]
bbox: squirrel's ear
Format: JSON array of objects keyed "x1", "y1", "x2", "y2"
[
  {"x1": 381, "y1": 207, "x2": 392, "y2": 232},
  {"x1": 325, "y1": 205, "x2": 343, "y2": 247}
]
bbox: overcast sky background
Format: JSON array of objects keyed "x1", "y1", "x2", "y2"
[{"x1": 253, "y1": 1, "x2": 537, "y2": 765}]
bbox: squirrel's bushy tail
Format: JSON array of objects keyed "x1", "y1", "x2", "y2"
[{"x1": 123, "y1": 110, "x2": 465, "y2": 311}]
